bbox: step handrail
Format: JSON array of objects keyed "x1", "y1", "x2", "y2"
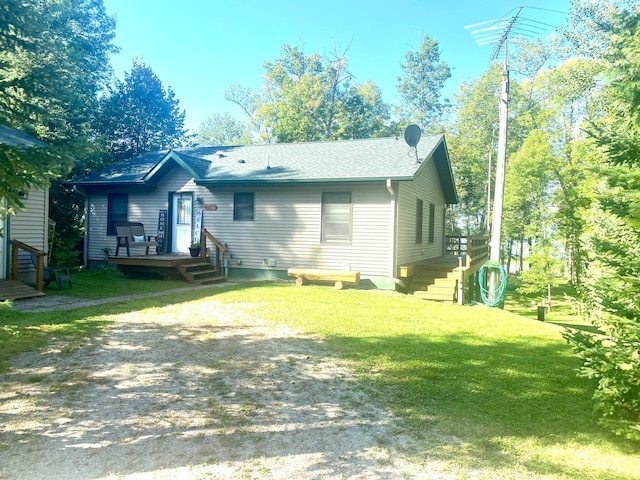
[{"x1": 10, "y1": 239, "x2": 46, "y2": 291}]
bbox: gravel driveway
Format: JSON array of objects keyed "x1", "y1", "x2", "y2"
[{"x1": 0, "y1": 293, "x2": 450, "y2": 479}]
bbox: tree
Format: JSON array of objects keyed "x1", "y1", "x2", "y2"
[
  {"x1": 564, "y1": 10, "x2": 640, "y2": 441},
  {"x1": 227, "y1": 44, "x2": 391, "y2": 143},
  {"x1": 0, "y1": 0, "x2": 116, "y2": 216},
  {"x1": 94, "y1": 59, "x2": 187, "y2": 161},
  {"x1": 396, "y1": 34, "x2": 451, "y2": 133},
  {"x1": 197, "y1": 113, "x2": 250, "y2": 146}
]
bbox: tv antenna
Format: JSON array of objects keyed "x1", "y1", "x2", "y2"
[
  {"x1": 464, "y1": 6, "x2": 565, "y2": 305},
  {"x1": 404, "y1": 124, "x2": 421, "y2": 163},
  {"x1": 465, "y1": 8, "x2": 524, "y2": 303}
]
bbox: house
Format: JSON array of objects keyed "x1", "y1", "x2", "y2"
[
  {"x1": 0, "y1": 126, "x2": 51, "y2": 296},
  {"x1": 69, "y1": 134, "x2": 458, "y2": 289}
]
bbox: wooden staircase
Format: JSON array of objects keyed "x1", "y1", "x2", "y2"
[
  {"x1": 409, "y1": 264, "x2": 459, "y2": 303},
  {"x1": 177, "y1": 262, "x2": 225, "y2": 285}
]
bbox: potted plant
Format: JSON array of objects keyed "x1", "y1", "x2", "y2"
[{"x1": 189, "y1": 242, "x2": 201, "y2": 257}]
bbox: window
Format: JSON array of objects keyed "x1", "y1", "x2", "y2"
[
  {"x1": 321, "y1": 192, "x2": 352, "y2": 243},
  {"x1": 233, "y1": 192, "x2": 254, "y2": 221},
  {"x1": 415, "y1": 199, "x2": 423, "y2": 244},
  {"x1": 107, "y1": 193, "x2": 128, "y2": 236},
  {"x1": 429, "y1": 203, "x2": 436, "y2": 244},
  {"x1": 176, "y1": 195, "x2": 192, "y2": 225}
]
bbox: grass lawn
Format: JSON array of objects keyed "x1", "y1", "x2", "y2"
[
  {"x1": 44, "y1": 268, "x2": 190, "y2": 299},
  {"x1": 1, "y1": 277, "x2": 638, "y2": 479}
]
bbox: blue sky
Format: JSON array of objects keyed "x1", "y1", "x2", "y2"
[{"x1": 103, "y1": 0, "x2": 572, "y2": 133}]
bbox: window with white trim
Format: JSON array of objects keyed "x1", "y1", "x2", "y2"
[{"x1": 321, "y1": 192, "x2": 352, "y2": 243}]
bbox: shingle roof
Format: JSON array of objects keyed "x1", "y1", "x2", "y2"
[
  {"x1": 0, "y1": 125, "x2": 46, "y2": 148},
  {"x1": 70, "y1": 135, "x2": 458, "y2": 203}
]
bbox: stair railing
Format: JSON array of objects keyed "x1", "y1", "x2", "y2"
[
  {"x1": 201, "y1": 229, "x2": 229, "y2": 274},
  {"x1": 10, "y1": 239, "x2": 46, "y2": 291}
]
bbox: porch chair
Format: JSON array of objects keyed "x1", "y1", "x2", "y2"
[
  {"x1": 114, "y1": 221, "x2": 159, "y2": 256},
  {"x1": 44, "y1": 266, "x2": 72, "y2": 290}
]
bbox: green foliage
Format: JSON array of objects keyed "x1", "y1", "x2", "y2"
[
  {"x1": 446, "y1": 66, "x2": 501, "y2": 234},
  {"x1": 197, "y1": 113, "x2": 250, "y2": 146},
  {"x1": 396, "y1": 34, "x2": 451, "y2": 133},
  {"x1": 0, "y1": 0, "x2": 115, "y2": 217},
  {"x1": 94, "y1": 59, "x2": 187, "y2": 161},
  {"x1": 228, "y1": 44, "x2": 392, "y2": 143},
  {"x1": 568, "y1": 11, "x2": 640, "y2": 442},
  {"x1": 0, "y1": 0, "x2": 117, "y2": 143},
  {"x1": 516, "y1": 244, "x2": 561, "y2": 296},
  {"x1": 0, "y1": 144, "x2": 71, "y2": 218},
  {"x1": 564, "y1": 321, "x2": 640, "y2": 441}
]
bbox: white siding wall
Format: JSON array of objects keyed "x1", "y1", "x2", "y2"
[
  {"x1": 396, "y1": 158, "x2": 447, "y2": 266},
  {"x1": 6, "y1": 187, "x2": 49, "y2": 280},
  {"x1": 10, "y1": 188, "x2": 48, "y2": 251},
  {"x1": 201, "y1": 182, "x2": 393, "y2": 276},
  {"x1": 86, "y1": 165, "x2": 395, "y2": 277},
  {"x1": 86, "y1": 167, "x2": 200, "y2": 261},
  {"x1": 83, "y1": 159, "x2": 453, "y2": 279}
]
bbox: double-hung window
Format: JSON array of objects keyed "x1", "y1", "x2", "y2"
[
  {"x1": 233, "y1": 192, "x2": 254, "y2": 221},
  {"x1": 107, "y1": 193, "x2": 128, "y2": 236},
  {"x1": 429, "y1": 203, "x2": 435, "y2": 244},
  {"x1": 321, "y1": 192, "x2": 352, "y2": 243},
  {"x1": 416, "y1": 199, "x2": 424, "y2": 244}
]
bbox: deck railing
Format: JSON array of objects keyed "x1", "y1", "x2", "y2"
[
  {"x1": 446, "y1": 236, "x2": 489, "y2": 273},
  {"x1": 10, "y1": 239, "x2": 46, "y2": 291}
]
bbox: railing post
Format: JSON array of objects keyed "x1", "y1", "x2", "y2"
[
  {"x1": 11, "y1": 242, "x2": 18, "y2": 280},
  {"x1": 35, "y1": 254, "x2": 44, "y2": 291},
  {"x1": 457, "y1": 256, "x2": 464, "y2": 305}
]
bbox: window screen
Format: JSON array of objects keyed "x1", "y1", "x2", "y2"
[
  {"x1": 233, "y1": 192, "x2": 254, "y2": 221},
  {"x1": 321, "y1": 192, "x2": 352, "y2": 243},
  {"x1": 107, "y1": 193, "x2": 128, "y2": 236}
]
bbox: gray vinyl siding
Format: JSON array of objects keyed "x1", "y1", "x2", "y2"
[
  {"x1": 86, "y1": 167, "x2": 203, "y2": 261},
  {"x1": 396, "y1": 158, "x2": 446, "y2": 267},
  {"x1": 10, "y1": 188, "x2": 48, "y2": 251},
  {"x1": 85, "y1": 158, "x2": 449, "y2": 279},
  {"x1": 200, "y1": 182, "x2": 393, "y2": 276},
  {"x1": 8, "y1": 187, "x2": 49, "y2": 280}
]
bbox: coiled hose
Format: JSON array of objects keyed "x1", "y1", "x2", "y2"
[{"x1": 478, "y1": 260, "x2": 507, "y2": 307}]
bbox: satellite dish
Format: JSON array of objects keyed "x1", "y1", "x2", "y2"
[{"x1": 404, "y1": 124, "x2": 421, "y2": 147}]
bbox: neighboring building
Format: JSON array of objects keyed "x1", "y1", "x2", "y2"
[
  {"x1": 0, "y1": 126, "x2": 50, "y2": 286},
  {"x1": 70, "y1": 135, "x2": 457, "y2": 289}
]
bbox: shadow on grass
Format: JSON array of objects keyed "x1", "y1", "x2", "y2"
[{"x1": 320, "y1": 330, "x2": 639, "y2": 476}]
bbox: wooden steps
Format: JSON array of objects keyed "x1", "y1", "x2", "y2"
[
  {"x1": 409, "y1": 265, "x2": 459, "y2": 303},
  {"x1": 0, "y1": 280, "x2": 45, "y2": 301},
  {"x1": 177, "y1": 262, "x2": 225, "y2": 285}
]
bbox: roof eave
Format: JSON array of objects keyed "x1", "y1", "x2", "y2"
[{"x1": 196, "y1": 175, "x2": 415, "y2": 186}]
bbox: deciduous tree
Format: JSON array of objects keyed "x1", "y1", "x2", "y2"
[{"x1": 396, "y1": 34, "x2": 451, "y2": 133}]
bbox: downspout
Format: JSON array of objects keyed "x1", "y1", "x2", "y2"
[{"x1": 386, "y1": 179, "x2": 401, "y2": 287}]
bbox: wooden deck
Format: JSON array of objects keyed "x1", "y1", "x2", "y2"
[
  {"x1": 108, "y1": 254, "x2": 225, "y2": 285},
  {"x1": 0, "y1": 280, "x2": 45, "y2": 301},
  {"x1": 398, "y1": 236, "x2": 489, "y2": 303}
]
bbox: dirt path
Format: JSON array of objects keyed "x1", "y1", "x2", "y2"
[{"x1": 0, "y1": 296, "x2": 450, "y2": 479}]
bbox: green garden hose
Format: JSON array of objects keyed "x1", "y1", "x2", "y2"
[{"x1": 478, "y1": 260, "x2": 508, "y2": 307}]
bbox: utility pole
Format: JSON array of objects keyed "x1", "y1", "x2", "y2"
[
  {"x1": 490, "y1": 44, "x2": 509, "y2": 265},
  {"x1": 488, "y1": 46, "x2": 509, "y2": 302}
]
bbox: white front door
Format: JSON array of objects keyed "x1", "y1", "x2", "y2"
[{"x1": 171, "y1": 193, "x2": 192, "y2": 253}]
